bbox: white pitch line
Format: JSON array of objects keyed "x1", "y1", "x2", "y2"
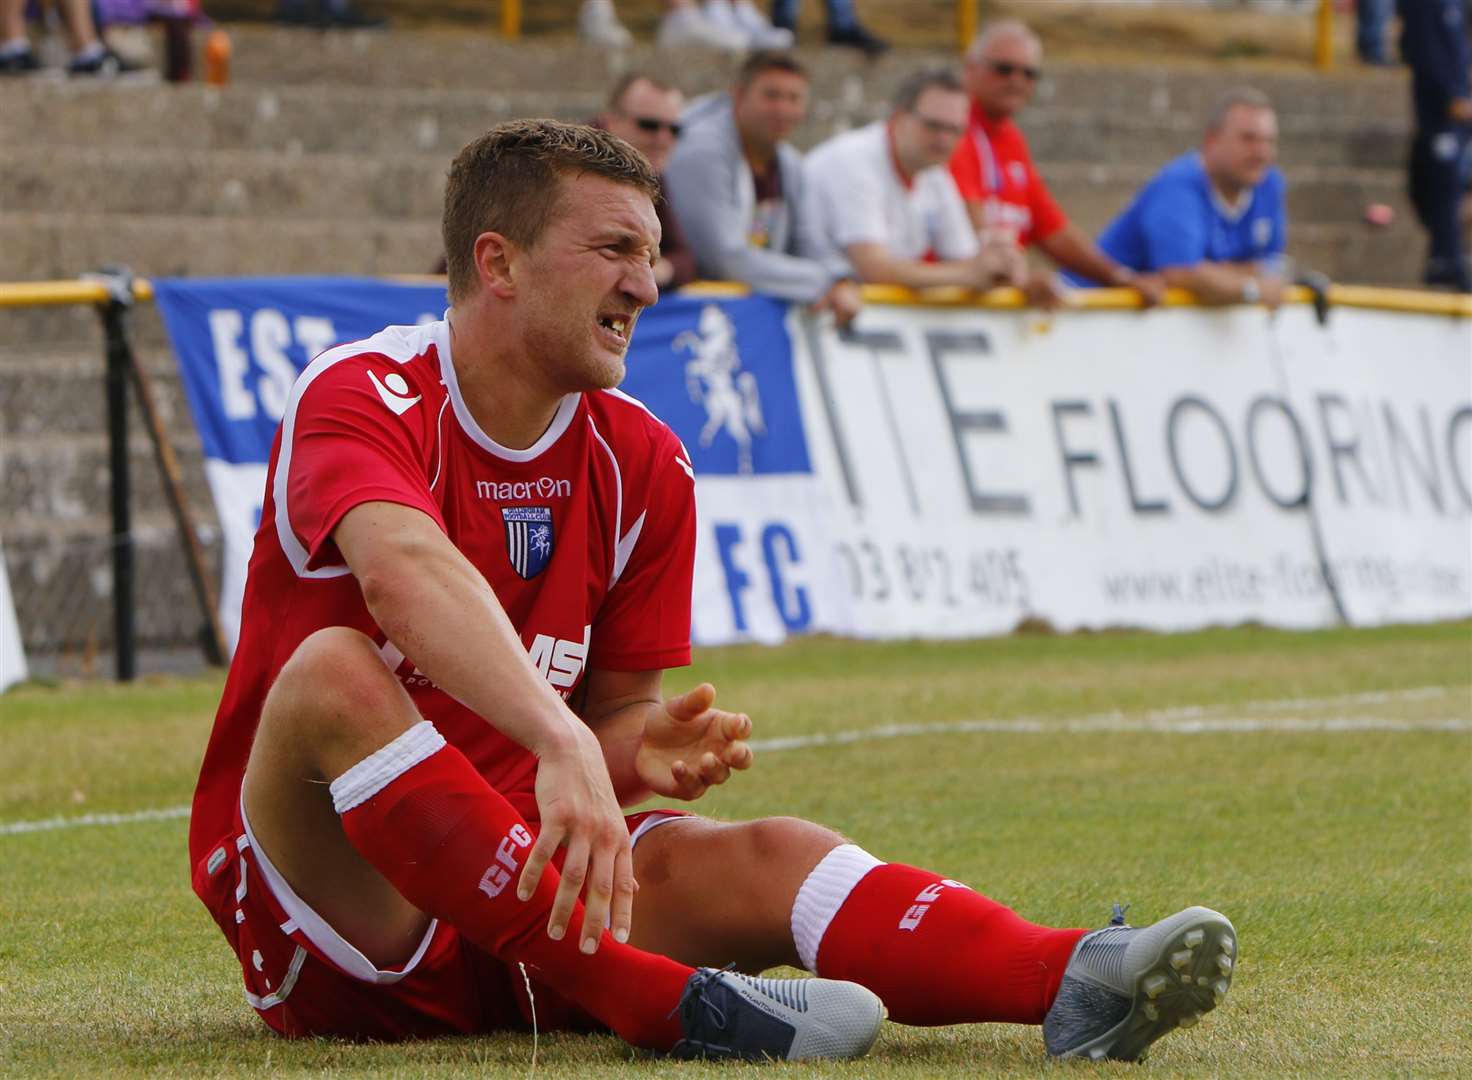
[
  {"x1": 2, "y1": 686, "x2": 1466, "y2": 838},
  {"x1": 748, "y1": 715, "x2": 1472, "y2": 753},
  {"x1": 0, "y1": 804, "x2": 191, "y2": 836}
]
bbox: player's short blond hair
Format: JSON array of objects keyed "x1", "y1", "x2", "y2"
[{"x1": 442, "y1": 119, "x2": 661, "y2": 303}]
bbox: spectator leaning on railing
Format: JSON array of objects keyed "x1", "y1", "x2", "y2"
[
  {"x1": 664, "y1": 50, "x2": 862, "y2": 325},
  {"x1": 595, "y1": 73, "x2": 699, "y2": 292},
  {"x1": 1075, "y1": 88, "x2": 1288, "y2": 309},
  {"x1": 949, "y1": 21, "x2": 1162, "y2": 308},
  {"x1": 803, "y1": 69, "x2": 1024, "y2": 291}
]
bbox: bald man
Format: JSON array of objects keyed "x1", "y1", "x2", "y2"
[{"x1": 949, "y1": 21, "x2": 1163, "y2": 307}]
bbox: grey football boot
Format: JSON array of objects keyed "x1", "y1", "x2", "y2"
[
  {"x1": 1043, "y1": 904, "x2": 1236, "y2": 1061},
  {"x1": 670, "y1": 966, "x2": 885, "y2": 1060}
]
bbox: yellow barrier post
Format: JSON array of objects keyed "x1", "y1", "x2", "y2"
[
  {"x1": 501, "y1": 0, "x2": 521, "y2": 40},
  {"x1": 957, "y1": 0, "x2": 977, "y2": 51},
  {"x1": 1314, "y1": 0, "x2": 1334, "y2": 71}
]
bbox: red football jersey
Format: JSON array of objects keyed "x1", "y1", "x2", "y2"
[
  {"x1": 189, "y1": 318, "x2": 697, "y2": 866},
  {"x1": 948, "y1": 104, "x2": 1067, "y2": 248}
]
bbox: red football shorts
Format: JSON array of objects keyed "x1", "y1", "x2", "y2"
[{"x1": 192, "y1": 789, "x2": 690, "y2": 1040}]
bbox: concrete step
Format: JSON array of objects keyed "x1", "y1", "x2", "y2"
[
  {"x1": 1041, "y1": 162, "x2": 1414, "y2": 233},
  {"x1": 0, "y1": 77, "x2": 1410, "y2": 165},
  {"x1": 4, "y1": 517, "x2": 221, "y2": 653},
  {"x1": 1, "y1": 302, "x2": 173, "y2": 353},
  {"x1": 1, "y1": 142, "x2": 1408, "y2": 227},
  {"x1": 204, "y1": 25, "x2": 1413, "y2": 123},
  {"x1": 1, "y1": 430, "x2": 211, "y2": 527},
  {"x1": 0, "y1": 342, "x2": 193, "y2": 439},
  {"x1": 0, "y1": 211, "x2": 440, "y2": 280}
]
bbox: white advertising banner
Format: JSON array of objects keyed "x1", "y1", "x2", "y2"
[
  {"x1": 691, "y1": 302, "x2": 1471, "y2": 642},
  {"x1": 153, "y1": 279, "x2": 1469, "y2": 652},
  {"x1": 0, "y1": 540, "x2": 29, "y2": 691}
]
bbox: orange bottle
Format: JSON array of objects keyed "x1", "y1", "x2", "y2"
[{"x1": 204, "y1": 29, "x2": 231, "y2": 87}]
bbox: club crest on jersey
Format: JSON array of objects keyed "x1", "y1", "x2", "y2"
[{"x1": 502, "y1": 506, "x2": 554, "y2": 579}]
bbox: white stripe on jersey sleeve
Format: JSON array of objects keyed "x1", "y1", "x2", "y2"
[{"x1": 273, "y1": 320, "x2": 446, "y2": 579}]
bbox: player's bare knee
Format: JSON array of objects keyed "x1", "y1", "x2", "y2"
[
  {"x1": 739, "y1": 816, "x2": 844, "y2": 870},
  {"x1": 260, "y1": 626, "x2": 409, "y2": 768}
]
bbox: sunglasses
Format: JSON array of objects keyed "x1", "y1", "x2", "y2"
[
  {"x1": 987, "y1": 60, "x2": 1040, "y2": 81},
  {"x1": 629, "y1": 116, "x2": 683, "y2": 137}
]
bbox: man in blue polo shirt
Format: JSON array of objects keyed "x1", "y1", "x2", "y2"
[{"x1": 1078, "y1": 88, "x2": 1288, "y2": 308}]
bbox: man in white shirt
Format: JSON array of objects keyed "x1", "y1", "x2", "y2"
[{"x1": 803, "y1": 69, "x2": 1023, "y2": 290}]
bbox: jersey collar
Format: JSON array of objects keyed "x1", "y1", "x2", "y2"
[{"x1": 436, "y1": 313, "x2": 582, "y2": 462}]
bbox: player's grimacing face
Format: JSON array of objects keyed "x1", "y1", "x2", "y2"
[{"x1": 515, "y1": 174, "x2": 661, "y2": 393}]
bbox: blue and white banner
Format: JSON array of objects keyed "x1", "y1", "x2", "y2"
[
  {"x1": 153, "y1": 278, "x2": 833, "y2": 649},
  {"x1": 156, "y1": 278, "x2": 1472, "y2": 653}
]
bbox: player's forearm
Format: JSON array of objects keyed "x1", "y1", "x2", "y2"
[
  {"x1": 582, "y1": 702, "x2": 658, "y2": 807},
  {"x1": 358, "y1": 535, "x2": 585, "y2": 757}
]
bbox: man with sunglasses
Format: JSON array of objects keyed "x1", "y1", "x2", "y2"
[
  {"x1": 597, "y1": 73, "x2": 698, "y2": 292},
  {"x1": 803, "y1": 69, "x2": 1024, "y2": 291},
  {"x1": 950, "y1": 22, "x2": 1163, "y2": 308}
]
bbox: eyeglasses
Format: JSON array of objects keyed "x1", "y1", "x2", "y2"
[
  {"x1": 628, "y1": 115, "x2": 683, "y2": 137},
  {"x1": 911, "y1": 113, "x2": 967, "y2": 138},
  {"x1": 986, "y1": 60, "x2": 1040, "y2": 81}
]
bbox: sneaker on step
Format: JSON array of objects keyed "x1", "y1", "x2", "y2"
[
  {"x1": 579, "y1": 0, "x2": 633, "y2": 48},
  {"x1": 658, "y1": 5, "x2": 749, "y2": 52},
  {"x1": 67, "y1": 46, "x2": 150, "y2": 78},
  {"x1": 1043, "y1": 905, "x2": 1237, "y2": 1062},
  {"x1": 709, "y1": 0, "x2": 794, "y2": 49},
  {"x1": 827, "y1": 23, "x2": 889, "y2": 56},
  {"x1": 0, "y1": 45, "x2": 42, "y2": 75},
  {"x1": 670, "y1": 966, "x2": 884, "y2": 1061}
]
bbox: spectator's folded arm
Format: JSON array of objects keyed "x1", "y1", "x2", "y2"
[{"x1": 665, "y1": 141, "x2": 835, "y2": 303}]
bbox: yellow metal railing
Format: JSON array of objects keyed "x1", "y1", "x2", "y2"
[
  {"x1": 4, "y1": 278, "x2": 1470, "y2": 318},
  {"x1": 496, "y1": 0, "x2": 1334, "y2": 67}
]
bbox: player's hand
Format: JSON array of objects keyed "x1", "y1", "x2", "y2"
[
  {"x1": 815, "y1": 279, "x2": 863, "y2": 328},
  {"x1": 634, "y1": 683, "x2": 754, "y2": 801},
  {"x1": 521, "y1": 724, "x2": 636, "y2": 954}
]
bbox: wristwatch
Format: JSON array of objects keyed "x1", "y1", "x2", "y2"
[{"x1": 1240, "y1": 278, "x2": 1262, "y2": 305}]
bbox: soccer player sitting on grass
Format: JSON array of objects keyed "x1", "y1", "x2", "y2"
[{"x1": 188, "y1": 118, "x2": 1238, "y2": 1063}]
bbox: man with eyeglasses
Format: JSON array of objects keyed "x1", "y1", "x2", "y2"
[
  {"x1": 950, "y1": 21, "x2": 1162, "y2": 308},
  {"x1": 803, "y1": 69, "x2": 1024, "y2": 291},
  {"x1": 597, "y1": 73, "x2": 699, "y2": 292}
]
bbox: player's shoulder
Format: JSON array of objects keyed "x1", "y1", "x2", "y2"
[
  {"x1": 588, "y1": 387, "x2": 688, "y2": 459},
  {"x1": 295, "y1": 320, "x2": 448, "y2": 407}
]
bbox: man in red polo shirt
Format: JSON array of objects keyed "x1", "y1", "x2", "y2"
[{"x1": 950, "y1": 21, "x2": 1164, "y2": 308}]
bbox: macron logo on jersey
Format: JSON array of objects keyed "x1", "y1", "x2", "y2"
[{"x1": 368, "y1": 370, "x2": 422, "y2": 416}]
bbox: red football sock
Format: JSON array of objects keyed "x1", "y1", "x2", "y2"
[
  {"x1": 797, "y1": 846, "x2": 1087, "y2": 1026},
  {"x1": 331, "y1": 722, "x2": 689, "y2": 1049}
]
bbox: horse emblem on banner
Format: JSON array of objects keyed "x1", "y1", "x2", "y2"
[
  {"x1": 502, "y1": 506, "x2": 554, "y2": 579},
  {"x1": 675, "y1": 304, "x2": 766, "y2": 475}
]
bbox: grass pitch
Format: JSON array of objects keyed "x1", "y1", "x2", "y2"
[{"x1": 2, "y1": 623, "x2": 1469, "y2": 1077}]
